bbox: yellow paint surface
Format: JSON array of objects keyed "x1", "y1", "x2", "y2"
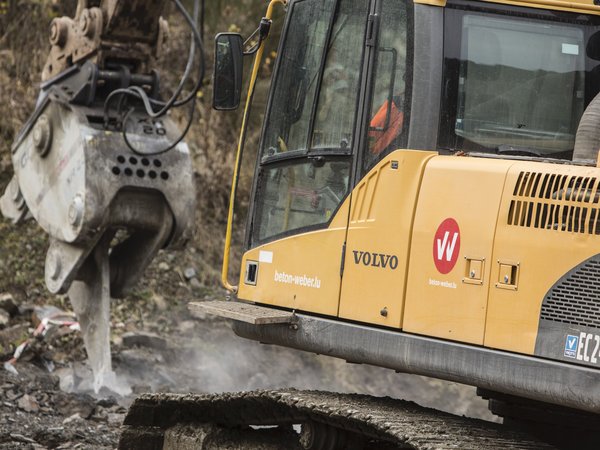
[
  {"x1": 238, "y1": 150, "x2": 600, "y2": 359},
  {"x1": 237, "y1": 201, "x2": 350, "y2": 317},
  {"x1": 412, "y1": 0, "x2": 600, "y2": 15},
  {"x1": 339, "y1": 151, "x2": 436, "y2": 327},
  {"x1": 403, "y1": 156, "x2": 514, "y2": 345}
]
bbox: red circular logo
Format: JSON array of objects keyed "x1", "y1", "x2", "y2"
[{"x1": 433, "y1": 218, "x2": 460, "y2": 274}]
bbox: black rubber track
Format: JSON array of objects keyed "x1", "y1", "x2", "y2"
[{"x1": 119, "y1": 389, "x2": 557, "y2": 449}]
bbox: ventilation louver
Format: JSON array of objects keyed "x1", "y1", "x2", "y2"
[
  {"x1": 541, "y1": 256, "x2": 600, "y2": 329},
  {"x1": 508, "y1": 171, "x2": 600, "y2": 234}
]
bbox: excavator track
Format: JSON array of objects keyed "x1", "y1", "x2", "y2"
[{"x1": 119, "y1": 389, "x2": 555, "y2": 449}]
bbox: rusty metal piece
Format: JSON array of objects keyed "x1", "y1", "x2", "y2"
[
  {"x1": 43, "y1": 7, "x2": 103, "y2": 80},
  {"x1": 50, "y1": 17, "x2": 70, "y2": 47},
  {"x1": 42, "y1": 0, "x2": 170, "y2": 81}
]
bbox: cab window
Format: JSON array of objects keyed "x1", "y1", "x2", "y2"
[
  {"x1": 363, "y1": 0, "x2": 410, "y2": 173},
  {"x1": 439, "y1": 4, "x2": 600, "y2": 158}
]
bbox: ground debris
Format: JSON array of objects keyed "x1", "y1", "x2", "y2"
[
  {"x1": 122, "y1": 331, "x2": 167, "y2": 350},
  {"x1": 31, "y1": 305, "x2": 75, "y2": 329},
  {"x1": 0, "y1": 310, "x2": 9, "y2": 330},
  {"x1": 54, "y1": 392, "x2": 96, "y2": 419},
  {"x1": 0, "y1": 294, "x2": 18, "y2": 317},
  {"x1": 9, "y1": 433, "x2": 36, "y2": 444},
  {"x1": 183, "y1": 267, "x2": 198, "y2": 280},
  {"x1": 0, "y1": 324, "x2": 29, "y2": 352},
  {"x1": 0, "y1": 362, "x2": 120, "y2": 448},
  {"x1": 17, "y1": 393, "x2": 39, "y2": 413}
]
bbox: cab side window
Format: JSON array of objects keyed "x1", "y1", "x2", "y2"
[{"x1": 363, "y1": 0, "x2": 410, "y2": 173}]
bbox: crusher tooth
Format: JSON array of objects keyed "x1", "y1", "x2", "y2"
[{"x1": 119, "y1": 389, "x2": 555, "y2": 450}]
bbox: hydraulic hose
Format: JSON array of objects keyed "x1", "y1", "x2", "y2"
[{"x1": 574, "y1": 91, "x2": 600, "y2": 163}]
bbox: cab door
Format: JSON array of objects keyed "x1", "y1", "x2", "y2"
[
  {"x1": 238, "y1": 0, "x2": 373, "y2": 316},
  {"x1": 338, "y1": 0, "x2": 427, "y2": 328}
]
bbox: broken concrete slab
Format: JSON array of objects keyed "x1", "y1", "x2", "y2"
[
  {"x1": 17, "y1": 394, "x2": 40, "y2": 413},
  {"x1": 122, "y1": 331, "x2": 167, "y2": 350},
  {"x1": 32, "y1": 305, "x2": 74, "y2": 328},
  {"x1": 0, "y1": 293, "x2": 18, "y2": 316},
  {"x1": 0, "y1": 309, "x2": 9, "y2": 329}
]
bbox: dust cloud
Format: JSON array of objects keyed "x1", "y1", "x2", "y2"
[{"x1": 74, "y1": 317, "x2": 498, "y2": 422}]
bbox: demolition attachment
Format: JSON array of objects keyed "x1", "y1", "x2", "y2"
[{"x1": 1, "y1": 0, "x2": 203, "y2": 390}]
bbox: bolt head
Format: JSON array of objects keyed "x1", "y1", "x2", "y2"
[
  {"x1": 9, "y1": 179, "x2": 21, "y2": 202},
  {"x1": 80, "y1": 9, "x2": 96, "y2": 37},
  {"x1": 68, "y1": 194, "x2": 84, "y2": 227},
  {"x1": 50, "y1": 22, "x2": 58, "y2": 41},
  {"x1": 33, "y1": 115, "x2": 52, "y2": 157}
]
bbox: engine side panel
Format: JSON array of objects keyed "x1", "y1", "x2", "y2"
[
  {"x1": 486, "y1": 163, "x2": 600, "y2": 356},
  {"x1": 403, "y1": 156, "x2": 513, "y2": 345}
]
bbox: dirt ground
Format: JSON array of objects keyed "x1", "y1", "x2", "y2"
[{"x1": 0, "y1": 243, "x2": 497, "y2": 449}]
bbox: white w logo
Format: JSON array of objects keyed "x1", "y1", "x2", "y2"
[{"x1": 436, "y1": 231, "x2": 459, "y2": 262}]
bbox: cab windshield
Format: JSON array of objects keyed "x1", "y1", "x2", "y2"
[
  {"x1": 252, "y1": 0, "x2": 411, "y2": 245},
  {"x1": 252, "y1": 0, "x2": 370, "y2": 244},
  {"x1": 260, "y1": 0, "x2": 367, "y2": 158},
  {"x1": 440, "y1": 4, "x2": 600, "y2": 158}
]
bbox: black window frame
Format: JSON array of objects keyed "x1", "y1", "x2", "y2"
[{"x1": 355, "y1": 0, "x2": 414, "y2": 178}]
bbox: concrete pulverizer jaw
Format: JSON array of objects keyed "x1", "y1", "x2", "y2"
[
  {"x1": 0, "y1": 99, "x2": 195, "y2": 389},
  {"x1": 68, "y1": 236, "x2": 114, "y2": 393}
]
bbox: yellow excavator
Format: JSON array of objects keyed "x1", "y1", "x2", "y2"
[
  {"x1": 122, "y1": 0, "x2": 600, "y2": 447},
  {"x1": 3, "y1": 0, "x2": 600, "y2": 448}
]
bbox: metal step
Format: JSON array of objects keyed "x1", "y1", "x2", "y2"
[{"x1": 188, "y1": 300, "x2": 294, "y2": 325}]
